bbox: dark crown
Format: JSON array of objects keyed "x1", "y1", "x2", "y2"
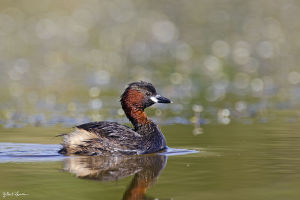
[{"x1": 121, "y1": 81, "x2": 157, "y2": 100}]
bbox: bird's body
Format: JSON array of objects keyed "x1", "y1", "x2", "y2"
[
  {"x1": 59, "y1": 121, "x2": 166, "y2": 155},
  {"x1": 59, "y1": 81, "x2": 171, "y2": 155}
]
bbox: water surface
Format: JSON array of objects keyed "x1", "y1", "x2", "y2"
[{"x1": 0, "y1": 117, "x2": 300, "y2": 200}]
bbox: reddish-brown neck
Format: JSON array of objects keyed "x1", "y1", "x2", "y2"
[{"x1": 121, "y1": 90, "x2": 151, "y2": 128}]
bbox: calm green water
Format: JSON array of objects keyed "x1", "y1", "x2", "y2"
[
  {"x1": 1, "y1": 0, "x2": 300, "y2": 199},
  {"x1": 1, "y1": 116, "x2": 300, "y2": 200}
]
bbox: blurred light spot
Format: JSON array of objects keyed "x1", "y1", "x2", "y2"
[
  {"x1": 235, "y1": 101, "x2": 247, "y2": 112},
  {"x1": 234, "y1": 73, "x2": 250, "y2": 89},
  {"x1": 218, "y1": 109, "x2": 231, "y2": 124},
  {"x1": 89, "y1": 99, "x2": 102, "y2": 110},
  {"x1": 192, "y1": 105, "x2": 203, "y2": 112},
  {"x1": 219, "y1": 117, "x2": 230, "y2": 124},
  {"x1": 219, "y1": 109, "x2": 230, "y2": 117},
  {"x1": 170, "y1": 72, "x2": 183, "y2": 85},
  {"x1": 193, "y1": 128, "x2": 203, "y2": 135},
  {"x1": 288, "y1": 71, "x2": 300, "y2": 85},
  {"x1": 190, "y1": 116, "x2": 197, "y2": 124},
  {"x1": 36, "y1": 19, "x2": 58, "y2": 39},
  {"x1": 94, "y1": 70, "x2": 110, "y2": 85},
  {"x1": 212, "y1": 40, "x2": 230, "y2": 58},
  {"x1": 89, "y1": 87, "x2": 101, "y2": 97},
  {"x1": 152, "y1": 20, "x2": 178, "y2": 43},
  {"x1": 204, "y1": 56, "x2": 222, "y2": 74},
  {"x1": 233, "y1": 41, "x2": 251, "y2": 65},
  {"x1": 257, "y1": 41, "x2": 273, "y2": 58},
  {"x1": 251, "y1": 78, "x2": 264, "y2": 92}
]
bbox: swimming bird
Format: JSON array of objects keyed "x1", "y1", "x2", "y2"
[{"x1": 59, "y1": 81, "x2": 172, "y2": 155}]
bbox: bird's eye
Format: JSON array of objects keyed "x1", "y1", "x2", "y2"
[{"x1": 146, "y1": 92, "x2": 151, "y2": 96}]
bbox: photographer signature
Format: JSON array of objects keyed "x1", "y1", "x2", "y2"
[{"x1": 2, "y1": 191, "x2": 29, "y2": 198}]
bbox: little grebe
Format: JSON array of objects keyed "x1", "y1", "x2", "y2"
[{"x1": 59, "y1": 81, "x2": 172, "y2": 155}]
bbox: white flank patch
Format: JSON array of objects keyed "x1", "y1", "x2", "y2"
[{"x1": 65, "y1": 128, "x2": 98, "y2": 148}]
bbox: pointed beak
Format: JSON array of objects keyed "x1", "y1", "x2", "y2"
[{"x1": 150, "y1": 95, "x2": 172, "y2": 104}]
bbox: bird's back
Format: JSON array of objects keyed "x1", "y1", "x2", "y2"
[{"x1": 59, "y1": 121, "x2": 143, "y2": 155}]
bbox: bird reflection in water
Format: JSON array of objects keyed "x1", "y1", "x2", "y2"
[{"x1": 63, "y1": 154, "x2": 167, "y2": 200}]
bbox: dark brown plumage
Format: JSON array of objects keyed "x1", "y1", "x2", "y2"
[{"x1": 59, "y1": 81, "x2": 171, "y2": 155}]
